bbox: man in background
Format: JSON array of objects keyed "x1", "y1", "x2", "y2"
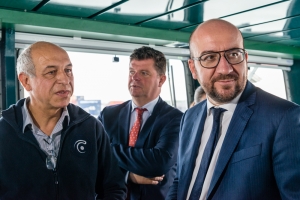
[
  {"x1": 167, "y1": 19, "x2": 300, "y2": 199},
  {"x1": 98, "y1": 46, "x2": 183, "y2": 200},
  {"x1": 190, "y1": 85, "x2": 206, "y2": 107},
  {"x1": 0, "y1": 41, "x2": 126, "y2": 199}
]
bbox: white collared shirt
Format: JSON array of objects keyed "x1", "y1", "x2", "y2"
[
  {"x1": 124, "y1": 96, "x2": 159, "y2": 182},
  {"x1": 187, "y1": 92, "x2": 242, "y2": 200},
  {"x1": 21, "y1": 98, "x2": 70, "y2": 157},
  {"x1": 129, "y1": 96, "x2": 159, "y2": 133}
]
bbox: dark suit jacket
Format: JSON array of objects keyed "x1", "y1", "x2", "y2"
[
  {"x1": 166, "y1": 81, "x2": 300, "y2": 200},
  {"x1": 98, "y1": 97, "x2": 183, "y2": 200}
]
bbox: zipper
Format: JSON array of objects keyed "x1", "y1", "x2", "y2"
[
  {"x1": 53, "y1": 168, "x2": 59, "y2": 200},
  {"x1": 53, "y1": 113, "x2": 91, "y2": 200}
]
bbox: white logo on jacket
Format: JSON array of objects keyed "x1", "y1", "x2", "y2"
[{"x1": 74, "y1": 140, "x2": 87, "y2": 153}]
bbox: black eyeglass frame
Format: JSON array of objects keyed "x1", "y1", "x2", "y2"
[{"x1": 191, "y1": 48, "x2": 247, "y2": 69}]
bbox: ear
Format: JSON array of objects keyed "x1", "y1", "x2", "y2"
[
  {"x1": 245, "y1": 51, "x2": 249, "y2": 62},
  {"x1": 158, "y1": 74, "x2": 166, "y2": 87},
  {"x1": 18, "y1": 73, "x2": 32, "y2": 91},
  {"x1": 188, "y1": 59, "x2": 198, "y2": 80}
]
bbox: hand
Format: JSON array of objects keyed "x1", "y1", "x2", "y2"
[{"x1": 129, "y1": 172, "x2": 164, "y2": 185}]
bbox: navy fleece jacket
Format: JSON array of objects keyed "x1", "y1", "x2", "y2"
[{"x1": 0, "y1": 99, "x2": 126, "y2": 200}]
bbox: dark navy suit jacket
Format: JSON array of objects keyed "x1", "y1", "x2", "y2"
[
  {"x1": 98, "y1": 97, "x2": 183, "y2": 200},
  {"x1": 166, "y1": 81, "x2": 300, "y2": 200}
]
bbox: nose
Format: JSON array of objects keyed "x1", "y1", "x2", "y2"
[
  {"x1": 215, "y1": 55, "x2": 233, "y2": 74},
  {"x1": 56, "y1": 70, "x2": 71, "y2": 84},
  {"x1": 131, "y1": 72, "x2": 140, "y2": 80}
]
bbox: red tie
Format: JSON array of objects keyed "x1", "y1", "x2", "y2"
[{"x1": 129, "y1": 108, "x2": 147, "y2": 147}]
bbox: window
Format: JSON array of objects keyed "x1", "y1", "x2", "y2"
[{"x1": 248, "y1": 67, "x2": 286, "y2": 99}]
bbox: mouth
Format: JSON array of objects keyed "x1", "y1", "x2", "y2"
[
  {"x1": 55, "y1": 90, "x2": 71, "y2": 97},
  {"x1": 213, "y1": 74, "x2": 238, "y2": 84},
  {"x1": 214, "y1": 79, "x2": 236, "y2": 87},
  {"x1": 217, "y1": 79, "x2": 235, "y2": 83},
  {"x1": 130, "y1": 84, "x2": 141, "y2": 88}
]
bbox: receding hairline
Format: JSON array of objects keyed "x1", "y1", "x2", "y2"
[
  {"x1": 18, "y1": 42, "x2": 69, "y2": 76},
  {"x1": 30, "y1": 41, "x2": 66, "y2": 54},
  {"x1": 189, "y1": 19, "x2": 244, "y2": 56}
]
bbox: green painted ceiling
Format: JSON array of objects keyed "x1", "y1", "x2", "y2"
[{"x1": 1, "y1": 0, "x2": 300, "y2": 59}]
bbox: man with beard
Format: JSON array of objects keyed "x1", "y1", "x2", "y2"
[
  {"x1": 98, "y1": 46, "x2": 183, "y2": 200},
  {"x1": 166, "y1": 19, "x2": 300, "y2": 200}
]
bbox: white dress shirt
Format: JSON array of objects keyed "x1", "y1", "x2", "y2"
[
  {"x1": 129, "y1": 96, "x2": 159, "y2": 133},
  {"x1": 187, "y1": 92, "x2": 242, "y2": 200},
  {"x1": 125, "y1": 96, "x2": 159, "y2": 182}
]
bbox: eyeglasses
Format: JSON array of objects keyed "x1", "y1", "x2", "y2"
[{"x1": 192, "y1": 48, "x2": 246, "y2": 69}]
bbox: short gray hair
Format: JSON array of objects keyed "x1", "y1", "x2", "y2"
[
  {"x1": 194, "y1": 86, "x2": 206, "y2": 104},
  {"x1": 16, "y1": 46, "x2": 35, "y2": 77}
]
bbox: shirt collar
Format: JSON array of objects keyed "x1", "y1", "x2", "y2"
[
  {"x1": 21, "y1": 98, "x2": 70, "y2": 133},
  {"x1": 131, "y1": 96, "x2": 159, "y2": 115},
  {"x1": 206, "y1": 91, "x2": 242, "y2": 115}
]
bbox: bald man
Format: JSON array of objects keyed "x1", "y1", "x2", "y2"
[
  {"x1": 166, "y1": 19, "x2": 300, "y2": 200},
  {"x1": 190, "y1": 86, "x2": 206, "y2": 107},
  {"x1": 0, "y1": 42, "x2": 126, "y2": 199}
]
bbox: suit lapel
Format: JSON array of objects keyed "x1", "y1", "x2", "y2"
[
  {"x1": 207, "y1": 82, "x2": 256, "y2": 198},
  {"x1": 134, "y1": 98, "x2": 163, "y2": 148},
  {"x1": 118, "y1": 102, "x2": 131, "y2": 145},
  {"x1": 179, "y1": 102, "x2": 207, "y2": 198}
]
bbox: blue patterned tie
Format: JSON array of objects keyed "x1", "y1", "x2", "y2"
[{"x1": 189, "y1": 107, "x2": 227, "y2": 200}]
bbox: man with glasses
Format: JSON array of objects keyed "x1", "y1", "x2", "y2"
[
  {"x1": 0, "y1": 41, "x2": 126, "y2": 199},
  {"x1": 166, "y1": 19, "x2": 300, "y2": 200}
]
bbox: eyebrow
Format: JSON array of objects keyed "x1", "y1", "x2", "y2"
[
  {"x1": 200, "y1": 48, "x2": 241, "y2": 56},
  {"x1": 200, "y1": 50, "x2": 218, "y2": 55},
  {"x1": 42, "y1": 63, "x2": 72, "y2": 72},
  {"x1": 46, "y1": 63, "x2": 72, "y2": 68},
  {"x1": 43, "y1": 65, "x2": 57, "y2": 72},
  {"x1": 129, "y1": 68, "x2": 151, "y2": 74}
]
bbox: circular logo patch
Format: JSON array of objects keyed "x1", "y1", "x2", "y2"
[{"x1": 71, "y1": 138, "x2": 92, "y2": 157}]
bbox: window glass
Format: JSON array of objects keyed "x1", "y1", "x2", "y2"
[
  {"x1": 68, "y1": 52, "x2": 129, "y2": 116},
  {"x1": 248, "y1": 67, "x2": 286, "y2": 99},
  {"x1": 160, "y1": 59, "x2": 189, "y2": 112},
  {"x1": 169, "y1": 59, "x2": 188, "y2": 111}
]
